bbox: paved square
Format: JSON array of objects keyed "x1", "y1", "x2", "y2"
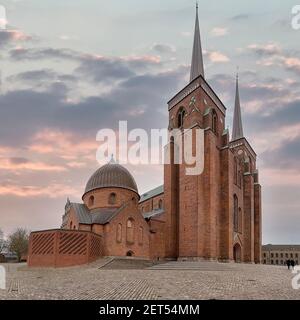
[{"x1": 0, "y1": 260, "x2": 299, "y2": 300}]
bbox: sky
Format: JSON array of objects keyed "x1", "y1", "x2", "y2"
[{"x1": 0, "y1": 0, "x2": 299, "y2": 244}]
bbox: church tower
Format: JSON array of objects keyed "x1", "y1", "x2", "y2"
[
  {"x1": 164, "y1": 4, "x2": 227, "y2": 260},
  {"x1": 164, "y1": 5, "x2": 262, "y2": 262}
]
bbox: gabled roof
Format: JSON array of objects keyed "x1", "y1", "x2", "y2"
[
  {"x1": 139, "y1": 185, "x2": 164, "y2": 203},
  {"x1": 71, "y1": 203, "x2": 125, "y2": 225}
]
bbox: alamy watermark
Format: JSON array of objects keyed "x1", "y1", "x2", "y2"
[
  {"x1": 0, "y1": 4, "x2": 7, "y2": 30},
  {"x1": 292, "y1": 5, "x2": 300, "y2": 30},
  {"x1": 292, "y1": 266, "x2": 300, "y2": 289},
  {"x1": 0, "y1": 266, "x2": 5, "y2": 290},
  {"x1": 96, "y1": 121, "x2": 204, "y2": 176}
]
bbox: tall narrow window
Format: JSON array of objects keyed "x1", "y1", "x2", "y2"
[
  {"x1": 138, "y1": 226, "x2": 143, "y2": 245},
  {"x1": 89, "y1": 195, "x2": 94, "y2": 206},
  {"x1": 212, "y1": 109, "x2": 218, "y2": 134},
  {"x1": 126, "y1": 218, "x2": 134, "y2": 244},
  {"x1": 158, "y1": 199, "x2": 163, "y2": 209},
  {"x1": 177, "y1": 107, "x2": 186, "y2": 128},
  {"x1": 116, "y1": 223, "x2": 122, "y2": 243},
  {"x1": 234, "y1": 158, "x2": 238, "y2": 185},
  {"x1": 238, "y1": 208, "x2": 243, "y2": 233},
  {"x1": 109, "y1": 193, "x2": 116, "y2": 205},
  {"x1": 234, "y1": 195, "x2": 238, "y2": 232}
]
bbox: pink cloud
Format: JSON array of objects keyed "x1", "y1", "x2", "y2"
[
  {"x1": 0, "y1": 183, "x2": 80, "y2": 198},
  {"x1": 0, "y1": 157, "x2": 66, "y2": 172}
]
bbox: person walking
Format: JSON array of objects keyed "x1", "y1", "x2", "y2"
[
  {"x1": 286, "y1": 259, "x2": 291, "y2": 270},
  {"x1": 291, "y1": 259, "x2": 295, "y2": 270}
]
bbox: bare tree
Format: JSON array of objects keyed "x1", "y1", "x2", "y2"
[
  {"x1": 0, "y1": 229, "x2": 6, "y2": 253},
  {"x1": 8, "y1": 228, "x2": 30, "y2": 262}
]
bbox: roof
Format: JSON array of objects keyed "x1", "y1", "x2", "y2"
[
  {"x1": 139, "y1": 185, "x2": 164, "y2": 203},
  {"x1": 84, "y1": 159, "x2": 138, "y2": 196},
  {"x1": 143, "y1": 208, "x2": 165, "y2": 220},
  {"x1": 190, "y1": 4, "x2": 204, "y2": 81},
  {"x1": 262, "y1": 244, "x2": 300, "y2": 251},
  {"x1": 231, "y1": 75, "x2": 244, "y2": 141},
  {"x1": 71, "y1": 203, "x2": 124, "y2": 225}
]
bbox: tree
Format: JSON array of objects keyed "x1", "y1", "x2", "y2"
[
  {"x1": 0, "y1": 229, "x2": 7, "y2": 253},
  {"x1": 8, "y1": 228, "x2": 29, "y2": 262}
]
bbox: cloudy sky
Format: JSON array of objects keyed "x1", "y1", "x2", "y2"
[{"x1": 0, "y1": 0, "x2": 299, "y2": 244}]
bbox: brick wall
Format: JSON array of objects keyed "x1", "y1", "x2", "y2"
[{"x1": 28, "y1": 229, "x2": 103, "y2": 268}]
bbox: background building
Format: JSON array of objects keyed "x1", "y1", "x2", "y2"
[{"x1": 262, "y1": 245, "x2": 300, "y2": 265}]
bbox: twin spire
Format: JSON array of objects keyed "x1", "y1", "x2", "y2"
[{"x1": 189, "y1": 4, "x2": 244, "y2": 141}]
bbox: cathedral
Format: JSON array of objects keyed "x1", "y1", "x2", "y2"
[{"x1": 28, "y1": 6, "x2": 262, "y2": 267}]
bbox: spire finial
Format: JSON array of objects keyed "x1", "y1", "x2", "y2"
[
  {"x1": 190, "y1": 4, "x2": 205, "y2": 82},
  {"x1": 109, "y1": 154, "x2": 116, "y2": 164},
  {"x1": 196, "y1": 1, "x2": 198, "y2": 10}
]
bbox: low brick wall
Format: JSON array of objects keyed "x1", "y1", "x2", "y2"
[{"x1": 27, "y1": 229, "x2": 103, "y2": 268}]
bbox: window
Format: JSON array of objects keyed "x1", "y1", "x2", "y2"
[
  {"x1": 276, "y1": 253, "x2": 278, "y2": 258},
  {"x1": 281, "y1": 260, "x2": 283, "y2": 265},
  {"x1": 263, "y1": 260, "x2": 266, "y2": 264},
  {"x1": 109, "y1": 193, "x2": 116, "y2": 205},
  {"x1": 296, "y1": 253, "x2": 298, "y2": 258},
  {"x1": 126, "y1": 218, "x2": 134, "y2": 244},
  {"x1": 291, "y1": 253, "x2": 293, "y2": 258},
  {"x1": 233, "y1": 195, "x2": 238, "y2": 232},
  {"x1": 116, "y1": 223, "x2": 122, "y2": 243},
  {"x1": 158, "y1": 199, "x2": 163, "y2": 209},
  {"x1": 138, "y1": 227, "x2": 143, "y2": 245},
  {"x1": 234, "y1": 158, "x2": 238, "y2": 185},
  {"x1": 73, "y1": 226, "x2": 76, "y2": 230},
  {"x1": 281, "y1": 253, "x2": 283, "y2": 258},
  {"x1": 271, "y1": 260, "x2": 274, "y2": 264},
  {"x1": 271, "y1": 253, "x2": 274, "y2": 258},
  {"x1": 212, "y1": 109, "x2": 218, "y2": 134},
  {"x1": 70, "y1": 221, "x2": 73, "y2": 229},
  {"x1": 276, "y1": 260, "x2": 278, "y2": 265},
  {"x1": 89, "y1": 195, "x2": 94, "y2": 206},
  {"x1": 238, "y1": 208, "x2": 243, "y2": 233},
  {"x1": 177, "y1": 107, "x2": 186, "y2": 128},
  {"x1": 263, "y1": 253, "x2": 266, "y2": 258},
  {"x1": 286, "y1": 253, "x2": 288, "y2": 258}
]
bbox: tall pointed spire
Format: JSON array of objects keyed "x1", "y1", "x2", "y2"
[
  {"x1": 232, "y1": 72, "x2": 244, "y2": 141},
  {"x1": 190, "y1": 3, "x2": 205, "y2": 82}
]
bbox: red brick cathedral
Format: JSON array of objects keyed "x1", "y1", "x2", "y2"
[{"x1": 28, "y1": 6, "x2": 262, "y2": 267}]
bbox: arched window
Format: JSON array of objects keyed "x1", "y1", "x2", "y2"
[
  {"x1": 89, "y1": 195, "x2": 94, "y2": 206},
  {"x1": 70, "y1": 221, "x2": 73, "y2": 229},
  {"x1": 234, "y1": 158, "x2": 238, "y2": 185},
  {"x1": 177, "y1": 107, "x2": 186, "y2": 128},
  {"x1": 116, "y1": 223, "x2": 122, "y2": 243},
  {"x1": 138, "y1": 226, "x2": 143, "y2": 245},
  {"x1": 109, "y1": 193, "x2": 116, "y2": 205},
  {"x1": 158, "y1": 199, "x2": 163, "y2": 209},
  {"x1": 126, "y1": 218, "x2": 134, "y2": 244},
  {"x1": 73, "y1": 225, "x2": 76, "y2": 230},
  {"x1": 212, "y1": 109, "x2": 218, "y2": 134},
  {"x1": 234, "y1": 195, "x2": 238, "y2": 232},
  {"x1": 238, "y1": 208, "x2": 243, "y2": 233}
]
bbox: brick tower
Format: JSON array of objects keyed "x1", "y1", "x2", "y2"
[{"x1": 164, "y1": 5, "x2": 262, "y2": 262}]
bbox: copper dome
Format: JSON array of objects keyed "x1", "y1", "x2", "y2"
[{"x1": 84, "y1": 160, "x2": 138, "y2": 196}]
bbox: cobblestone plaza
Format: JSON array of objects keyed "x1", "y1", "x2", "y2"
[{"x1": 0, "y1": 260, "x2": 299, "y2": 300}]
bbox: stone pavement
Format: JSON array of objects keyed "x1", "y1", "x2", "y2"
[{"x1": 0, "y1": 260, "x2": 299, "y2": 300}]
